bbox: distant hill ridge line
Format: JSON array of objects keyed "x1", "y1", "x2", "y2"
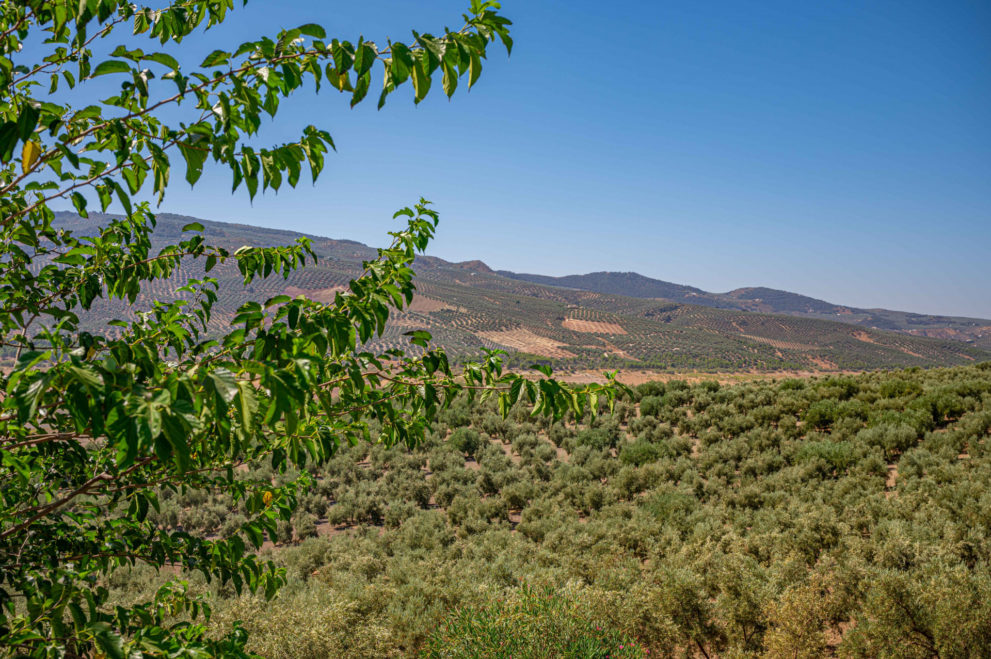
[
  {"x1": 50, "y1": 212, "x2": 991, "y2": 357},
  {"x1": 494, "y1": 270, "x2": 990, "y2": 327},
  {"x1": 56, "y1": 210, "x2": 986, "y2": 324}
]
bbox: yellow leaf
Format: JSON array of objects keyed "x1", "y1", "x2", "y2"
[
  {"x1": 263, "y1": 491, "x2": 273, "y2": 506},
  {"x1": 21, "y1": 141, "x2": 41, "y2": 174}
]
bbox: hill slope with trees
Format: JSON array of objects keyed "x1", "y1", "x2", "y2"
[
  {"x1": 49, "y1": 212, "x2": 991, "y2": 373},
  {"x1": 500, "y1": 271, "x2": 991, "y2": 345}
]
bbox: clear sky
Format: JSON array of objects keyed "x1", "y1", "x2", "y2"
[{"x1": 60, "y1": 1, "x2": 991, "y2": 317}]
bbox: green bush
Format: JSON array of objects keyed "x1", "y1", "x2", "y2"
[
  {"x1": 639, "y1": 395, "x2": 664, "y2": 418},
  {"x1": 450, "y1": 428, "x2": 483, "y2": 458},
  {"x1": 421, "y1": 584, "x2": 648, "y2": 658},
  {"x1": 620, "y1": 439, "x2": 663, "y2": 466}
]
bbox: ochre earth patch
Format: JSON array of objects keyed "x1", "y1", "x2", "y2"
[
  {"x1": 285, "y1": 285, "x2": 346, "y2": 303},
  {"x1": 478, "y1": 328, "x2": 574, "y2": 358},
  {"x1": 562, "y1": 318, "x2": 627, "y2": 335},
  {"x1": 408, "y1": 295, "x2": 453, "y2": 313}
]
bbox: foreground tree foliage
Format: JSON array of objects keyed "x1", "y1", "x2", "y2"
[{"x1": 0, "y1": 2, "x2": 622, "y2": 655}]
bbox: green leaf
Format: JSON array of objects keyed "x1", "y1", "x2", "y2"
[
  {"x1": 468, "y1": 50, "x2": 482, "y2": 89},
  {"x1": 350, "y1": 72, "x2": 370, "y2": 107},
  {"x1": 298, "y1": 23, "x2": 326, "y2": 39},
  {"x1": 0, "y1": 122, "x2": 18, "y2": 162},
  {"x1": 442, "y1": 61, "x2": 458, "y2": 97},
  {"x1": 177, "y1": 141, "x2": 208, "y2": 186},
  {"x1": 405, "y1": 330, "x2": 432, "y2": 348},
  {"x1": 182, "y1": 222, "x2": 204, "y2": 232},
  {"x1": 90, "y1": 60, "x2": 131, "y2": 77},
  {"x1": 144, "y1": 52, "x2": 180, "y2": 70},
  {"x1": 201, "y1": 50, "x2": 230, "y2": 67},
  {"x1": 389, "y1": 43, "x2": 413, "y2": 85},
  {"x1": 411, "y1": 58, "x2": 431, "y2": 103},
  {"x1": 209, "y1": 368, "x2": 239, "y2": 404},
  {"x1": 16, "y1": 104, "x2": 39, "y2": 140},
  {"x1": 531, "y1": 364, "x2": 553, "y2": 377},
  {"x1": 237, "y1": 380, "x2": 258, "y2": 434},
  {"x1": 92, "y1": 628, "x2": 125, "y2": 659},
  {"x1": 354, "y1": 43, "x2": 377, "y2": 77}
]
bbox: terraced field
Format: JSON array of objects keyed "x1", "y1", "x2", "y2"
[{"x1": 51, "y1": 212, "x2": 991, "y2": 372}]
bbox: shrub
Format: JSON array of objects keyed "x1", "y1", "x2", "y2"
[
  {"x1": 421, "y1": 584, "x2": 648, "y2": 658},
  {"x1": 636, "y1": 381, "x2": 666, "y2": 400},
  {"x1": 640, "y1": 395, "x2": 665, "y2": 418},
  {"x1": 620, "y1": 439, "x2": 663, "y2": 466},
  {"x1": 805, "y1": 400, "x2": 838, "y2": 430},
  {"x1": 450, "y1": 428, "x2": 483, "y2": 458},
  {"x1": 576, "y1": 427, "x2": 615, "y2": 451}
]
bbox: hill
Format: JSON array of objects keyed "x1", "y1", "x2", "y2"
[
  {"x1": 52, "y1": 212, "x2": 991, "y2": 372},
  {"x1": 500, "y1": 270, "x2": 991, "y2": 347}
]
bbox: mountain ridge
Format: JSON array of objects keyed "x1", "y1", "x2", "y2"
[
  {"x1": 497, "y1": 269, "x2": 991, "y2": 337},
  {"x1": 47, "y1": 212, "x2": 991, "y2": 370}
]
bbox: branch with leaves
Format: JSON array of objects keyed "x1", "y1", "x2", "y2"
[{"x1": 0, "y1": 2, "x2": 624, "y2": 656}]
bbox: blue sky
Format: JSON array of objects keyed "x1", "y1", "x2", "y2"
[{"x1": 59, "y1": 1, "x2": 991, "y2": 317}]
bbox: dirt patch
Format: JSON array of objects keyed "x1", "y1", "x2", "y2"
[
  {"x1": 855, "y1": 330, "x2": 928, "y2": 359},
  {"x1": 562, "y1": 318, "x2": 627, "y2": 335},
  {"x1": 599, "y1": 337, "x2": 638, "y2": 361},
  {"x1": 808, "y1": 356, "x2": 839, "y2": 370},
  {"x1": 852, "y1": 330, "x2": 877, "y2": 344},
  {"x1": 885, "y1": 463, "x2": 898, "y2": 498},
  {"x1": 478, "y1": 328, "x2": 574, "y2": 358},
  {"x1": 408, "y1": 295, "x2": 453, "y2": 313},
  {"x1": 285, "y1": 285, "x2": 345, "y2": 304}
]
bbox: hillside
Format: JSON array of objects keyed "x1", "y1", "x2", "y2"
[
  {"x1": 53, "y1": 212, "x2": 991, "y2": 372},
  {"x1": 500, "y1": 271, "x2": 991, "y2": 348}
]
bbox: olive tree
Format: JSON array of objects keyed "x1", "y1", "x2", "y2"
[{"x1": 0, "y1": 1, "x2": 621, "y2": 655}]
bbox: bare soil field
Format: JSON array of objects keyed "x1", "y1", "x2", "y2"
[
  {"x1": 285, "y1": 285, "x2": 345, "y2": 303},
  {"x1": 408, "y1": 295, "x2": 454, "y2": 313},
  {"x1": 561, "y1": 318, "x2": 627, "y2": 335},
  {"x1": 478, "y1": 328, "x2": 575, "y2": 358}
]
